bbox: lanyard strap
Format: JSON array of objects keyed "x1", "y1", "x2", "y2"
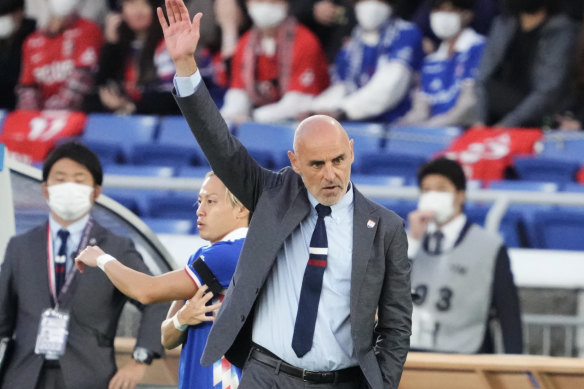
[{"x1": 46, "y1": 219, "x2": 95, "y2": 305}]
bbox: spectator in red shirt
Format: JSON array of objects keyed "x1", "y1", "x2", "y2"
[
  {"x1": 84, "y1": 0, "x2": 179, "y2": 115},
  {"x1": 16, "y1": 0, "x2": 103, "y2": 111},
  {"x1": 220, "y1": 0, "x2": 330, "y2": 124}
]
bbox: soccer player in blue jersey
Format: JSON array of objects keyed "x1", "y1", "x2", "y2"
[
  {"x1": 75, "y1": 172, "x2": 250, "y2": 389},
  {"x1": 309, "y1": 0, "x2": 424, "y2": 122},
  {"x1": 399, "y1": 0, "x2": 486, "y2": 127}
]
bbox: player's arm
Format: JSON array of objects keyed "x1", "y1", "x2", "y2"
[
  {"x1": 161, "y1": 285, "x2": 220, "y2": 349},
  {"x1": 75, "y1": 245, "x2": 196, "y2": 304}
]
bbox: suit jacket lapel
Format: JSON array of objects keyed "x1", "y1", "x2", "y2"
[{"x1": 350, "y1": 188, "x2": 378, "y2": 314}]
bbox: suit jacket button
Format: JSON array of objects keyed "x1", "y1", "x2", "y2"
[{"x1": 240, "y1": 315, "x2": 245, "y2": 322}]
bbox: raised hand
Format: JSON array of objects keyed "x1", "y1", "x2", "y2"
[{"x1": 157, "y1": 0, "x2": 202, "y2": 76}]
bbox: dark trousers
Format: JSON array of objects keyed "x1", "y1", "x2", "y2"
[
  {"x1": 239, "y1": 355, "x2": 364, "y2": 389},
  {"x1": 35, "y1": 361, "x2": 65, "y2": 389}
]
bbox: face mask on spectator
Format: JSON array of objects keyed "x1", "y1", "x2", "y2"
[
  {"x1": 430, "y1": 11, "x2": 462, "y2": 40},
  {"x1": 47, "y1": 182, "x2": 94, "y2": 221},
  {"x1": 247, "y1": 1, "x2": 287, "y2": 29},
  {"x1": 355, "y1": 1, "x2": 392, "y2": 31},
  {"x1": 418, "y1": 191, "x2": 455, "y2": 224},
  {"x1": 0, "y1": 15, "x2": 15, "y2": 38},
  {"x1": 47, "y1": 0, "x2": 79, "y2": 18}
]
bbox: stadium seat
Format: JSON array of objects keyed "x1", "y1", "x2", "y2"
[
  {"x1": 176, "y1": 166, "x2": 213, "y2": 178},
  {"x1": 236, "y1": 122, "x2": 295, "y2": 170},
  {"x1": 82, "y1": 114, "x2": 159, "y2": 162},
  {"x1": 141, "y1": 217, "x2": 196, "y2": 235},
  {"x1": 358, "y1": 152, "x2": 427, "y2": 179},
  {"x1": 133, "y1": 115, "x2": 207, "y2": 167},
  {"x1": 488, "y1": 180, "x2": 559, "y2": 192},
  {"x1": 514, "y1": 156, "x2": 580, "y2": 183},
  {"x1": 539, "y1": 132, "x2": 584, "y2": 163},
  {"x1": 351, "y1": 174, "x2": 406, "y2": 188},
  {"x1": 145, "y1": 192, "x2": 197, "y2": 219},
  {"x1": 385, "y1": 125, "x2": 462, "y2": 157},
  {"x1": 340, "y1": 122, "x2": 385, "y2": 172},
  {"x1": 532, "y1": 209, "x2": 584, "y2": 250},
  {"x1": 465, "y1": 204, "x2": 525, "y2": 248},
  {"x1": 562, "y1": 182, "x2": 584, "y2": 192}
]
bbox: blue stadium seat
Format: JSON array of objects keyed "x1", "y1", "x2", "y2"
[
  {"x1": 385, "y1": 125, "x2": 462, "y2": 157},
  {"x1": 104, "y1": 164, "x2": 175, "y2": 177},
  {"x1": 514, "y1": 156, "x2": 580, "y2": 183},
  {"x1": 236, "y1": 122, "x2": 295, "y2": 170},
  {"x1": 488, "y1": 180, "x2": 559, "y2": 192},
  {"x1": 340, "y1": 122, "x2": 384, "y2": 172},
  {"x1": 176, "y1": 166, "x2": 213, "y2": 178},
  {"x1": 351, "y1": 174, "x2": 406, "y2": 188},
  {"x1": 532, "y1": 209, "x2": 584, "y2": 250},
  {"x1": 465, "y1": 204, "x2": 524, "y2": 248},
  {"x1": 145, "y1": 193, "x2": 197, "y2": 219},
  {"x1": 562, "y1": 182, "x2": 584, "y2": 192},
  {"x1": 539, "y1": 132, "x2": 584, "y2": 163},
  {"x1": 375, "y1": 200, "x2": 417, "y2": 223},
  {"x1": 132, "y1": 115, "x2": 207, "y2": 167},
  {"x1": 358, "y1": 152, "x2": 427, "y2": 179},
  {"x1": 142, "y1": 217, "x2": 196, "y2": 235},
  {"x1": 82, "y1": 114, "x2": 159, "y2": 162}
]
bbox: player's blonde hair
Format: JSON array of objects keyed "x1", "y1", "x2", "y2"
[{"x1": 204, "y1": 171, "x2": 243, "y2": 209}]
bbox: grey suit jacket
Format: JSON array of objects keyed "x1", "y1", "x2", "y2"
[
  {"x1": 174, "y1": 83, "x2": 412, "y2": 389},
  {"x1": 0, "y1": 220, "x2": 168, "y2": 389}
]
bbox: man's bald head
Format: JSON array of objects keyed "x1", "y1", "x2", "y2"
[
  {"x1": 293, "y1": 115, "x2": 350, "y2": 153},
  {"x1": 288, "y1": 115, "x2": 354, "y2": 206}
]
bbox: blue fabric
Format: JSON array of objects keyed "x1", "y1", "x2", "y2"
[
  {"x1": 334, "y1": 18, "x2": 424, "y2": 122},
  {"x1": 421, "y1": 38, "x2": 485, "y2": 116},
  {"x1": 179, "y1": 238, "x2": 244, "y2": 389},
  {"x1": 292, "y1": 204, "x2": 332, "y2": 357}
]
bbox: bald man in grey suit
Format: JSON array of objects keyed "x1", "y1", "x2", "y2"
[{"x1": 158, "y1": 1, "x2": 412, "y2": 387}]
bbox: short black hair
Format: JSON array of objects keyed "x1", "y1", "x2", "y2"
[
  {"x1": 43, "y1": 141, "x2": 103, "y2": 186},
  {"x1": 0, "y1": 0, "x2": 24, "y2": 15},
  {"x1": 431, "y1": 0, "x2": 475, "y2": 11},
  {"x1": 417, "y1": 157, "x2": 466, "y2": 191}
]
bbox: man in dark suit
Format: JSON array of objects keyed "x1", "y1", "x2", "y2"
[
  {"x1": 156, "y1": 1, "x2": 412, "y2": 388},
  {"x1": 0, "y1": 142, "x2": 168, "y2": 389}
]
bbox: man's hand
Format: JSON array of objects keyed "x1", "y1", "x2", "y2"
[
  {"x1": 108, "y1": 360, "x2": 147, "y2": 389},
  {"x1": 157, "y1": 0, "x2": 202, "y2": 76},
  {"x1": 178, "y1": 285, "x2": 220, "y2": 326},
  {"x1": 75, "y1": 245, "x2": 105, "y2": 272},
  {"x1": 407, "y1": 210, "x2": 436, "y2": 240}
]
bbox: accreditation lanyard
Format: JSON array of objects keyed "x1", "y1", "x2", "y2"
[{"x1": 46, "y1": 219, "x2": 94, "y2": 307}]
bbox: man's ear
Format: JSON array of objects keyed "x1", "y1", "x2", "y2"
[
  {"x1": 288, "y1": 151, "x2": 300, "y2": 174},
  {"x1": 92, "y1": 185, "x2": 102, "y2": 202},
  {"x1": 41, "y1": 182, "x2": 49, "y2": 201}
]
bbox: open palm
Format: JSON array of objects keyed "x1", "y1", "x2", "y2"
[{"x1": 157, "y1": 0, "x2": 202, "y2": 63}]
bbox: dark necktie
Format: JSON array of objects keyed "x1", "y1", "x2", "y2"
[
  {"x1": 292, "y1": 204, "x2": 332, "y2": 358},
  {"x1": 431, "y1": 230, "x2": 444, "y2": 255},
  {"x1": 55, "y1": 229, "x2": 70, "y2": 297}
]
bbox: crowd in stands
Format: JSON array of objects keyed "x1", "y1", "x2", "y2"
[{"x1": 0, "y1": 0, "x2": 583, "y2": 129}]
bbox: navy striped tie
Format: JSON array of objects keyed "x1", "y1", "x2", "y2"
[
  {"x1": 292, "y1": 204, "x2": 331, "y2": 357},
  {"x1": 55, "y1": 229, "x2": 69, "y2": 297}
]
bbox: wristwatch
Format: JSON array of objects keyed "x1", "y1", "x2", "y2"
[{"x1": 132, "y1": 347, "x2": 154, "y2": 365}]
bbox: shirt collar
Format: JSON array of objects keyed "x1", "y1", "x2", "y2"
[
  {"x1": 49, "y1": 214, "x2": 90, "y2": 238},
  {"x1": 221, "y1": 227, "x2": 248, "y2": 242},
  {"x1": 306, "y1": 182, "x2": 353, "y2": 222},
  {"x1": 427, "y1": 213, "x2": 466, "y2": 240}
]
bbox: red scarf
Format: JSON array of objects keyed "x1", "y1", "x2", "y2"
[{"x1": 242, "y1": 17, "x2": 296, "y2": 107}]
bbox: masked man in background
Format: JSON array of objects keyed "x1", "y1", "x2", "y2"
[
  {"x1": 0, "y1": 142, "x2": 168, "y2": 389},
  {"x1": 407, "y1": 158, "x2": 523, "y2": 354}
]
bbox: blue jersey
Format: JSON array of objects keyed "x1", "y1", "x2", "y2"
[
  {"x1": 180, "y1": 228, "x2": 247, "y2": 389},
  {"x1": 334, "y1": 18, "x2": 423, "y2": 122},
  {"x1": 421, "y1": 29, "x2": 485, "y2": 116}
]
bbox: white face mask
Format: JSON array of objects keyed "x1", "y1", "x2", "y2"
[
  {"x1": 430, "y1": 11, "x2": 462, "y2": 40},
  {"x1": 355, "y1": 1, "x2": 392, "y2": 31},
  {"x1": 418, "y1": 191, "x2": 455, "y2": 225},
  {"x1": 247, "y1": 2, "x2": 288, "y2": 29},
  {"x1": 0, "y1": 15, "x2": 16, "y2": 39},
  {"x1": 47, "y1": 182, "x2": 94, "y2": 221},
  {"x1": 47, "y1": 0, "x2": 79, "y2": 18}
]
